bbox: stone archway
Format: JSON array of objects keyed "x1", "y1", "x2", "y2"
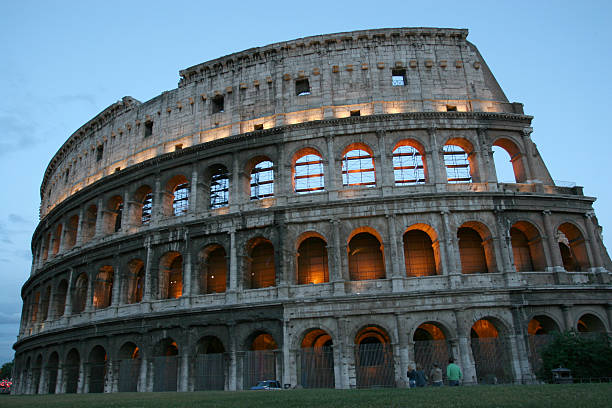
[
  {"x1": 354, "y1": 326, "x2": 394, "y2": 388},
  {"x1": 413, "y1": 322, "x2": 452, "y2": 374},
  {"x1": 299, "y1": 329, "x2": 334, "y2": 388},
  {"x1": 470, "y1": 319, "x2": 512, "y2": 384},
  {"x1": 194, "y1": 336, "x2": 226, "y2": 391}
]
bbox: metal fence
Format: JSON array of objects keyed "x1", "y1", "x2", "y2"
[
  {"x1": 470, "y1": 337, "x2": 513, "y2": 384},
  {"x1": 152, "y1": 356, "x2": 178, "y2": 392},
  {"x1": 299, "y1": 348, "x2": 335, "y2": 388},
  {"x1": 46, "y1": 366, "x2": 58, "y2": 394},
  {"x1": 243, "y1": 350, "x2": 277, "y2": 389},
  {"x1": 414, "y1": 339, "x2": 451, "y2": 376},
  {"x1": 194, "y1": 353, "x2": 225, "y2": 391},
  {"x1": 87, "y1": 362, "x2": 106, "y2": 393},
  {"x1": 355, "y1": 343, "x2": 395, "y2": 388},
  {"x1": 118, "y1": 359, "x2": 141, "y2": 392},
  {"x1": 64, "y1": 364, "x2": 79, "y2": 393},
  {"x1": 527, "y1": 334, "x2": 552, "y2": 376}
]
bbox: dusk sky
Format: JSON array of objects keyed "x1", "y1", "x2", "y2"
[{"x1": 1, "y1": 0, "x2": 610, "y2": 364}]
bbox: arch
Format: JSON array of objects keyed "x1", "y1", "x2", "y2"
[
  {"x1": 392, "y1": 140, "x2": 427, "y2": 185},
  {"x1": 152, "y1": 338, "x2": 179, "y2": 392},
  {"x1": 412, "y1": 322, "x2": 452, "y2": 376},
  {"x1": 159, "y1": 251, "x2": 183, "y2": 299},
  {"x1": 194, "y1": 336, "x2": 226, "y2": 391},
  {"x1": 403, "y1": 224, "x2": 439, "y2": 277},
  {"x1": 299, "y1": 328, "x2": 335, "y2": 388},
  {"x1": 444, "y1": 138, "x2": 475, "y2": 183},
  {"x1": 64, "y1": 348, "x2": 80, "y2": 394},
  {"x1": 249, "y1": 158, "x2": 274, "y2": 199},
  {"x1": 293, "y1": 148, "x2": 325, "y2": 194},
  {"x1": 65, "y1": 214, "x2": 79, "y2": 249},
  {"x1": 163, "y1": 174, "x2": 190, "y2": 217},
  {"x1": 125, "y1": 259, "x2": 145, "y2": 304},
  {"x1": 297, "y1": 236, "x2": 329, "y2": 285},
  {"x1": 341, "y1": 143, "x2": 376, "y2": 187},
  {"x1": 42, "y1": 232, "x2": 51, "y2": 261},
  {"x1": 46, "y1": 351, "x2": 59, "y2": 394},
  {"x1": 87, "y1": 345, "x2": 107, "y2": 393},
  {"x1": 199, "y1": 244, "x2": 227, "y2": 294},
  {"x1": 470, "y1": 318, "x2": 512, "y2": 384},
  {"x1": 354, "y1": 326, "x2": 394, "y2": 388},
  {"x1": 348, "y1": 231, "x2": 385, "y2": 281},
  {"x1": 458, "y1": 222, "x2": 495, "y2": 274},
  {"x1": 32, "y1": 354, "x2": 42, "y2": 394},
  {"x1": 93, "y1": 266, "x2": 114, "y2": 309},
  {"x1": 133, "y1": 185, "x2": 153, "y2": 225},
  {"x1": 577, "y1": 313, "x2": 607, "y2": 333},
  {"x1": 558, "y1": 222, "x2": 590, "y2": 271},
  {"x1": 493, "y1": 138, "x2": 526, "y2": 183},
  {"x1": 54, "y1": 279, "x2": 68, "y2": 317},
  {"x1": 29, "y1": 291, "x2": 40, "y2": 324},
  {"x1": 40, "y1": 285, "x2": 51, "y2": 321},
  {"x1": 72, "y1": 273, "x2": 88, "y2": 314},
  {"x1": 526, "y1": 314, "x2": 561, "y2": 375},
  {"x1": 247, "y1": 238, "x2": 276, "y2": 289},
  {"x1": 117, "y1": 342, "x2": 140, "y2": 392},
  {"x1": 244, "y1": 332, "x2": 278, "y2": 389},
  {"x1": 105, "y1": 195, "x2": 123, "y2": 233},
  {"x1": 528, "y1": 315, "x2": 561, "y2": 336},
  {"x1": 209, "y1": 164, "x2": 230, "y2": 209},
  {"x1": 511, "y1": 221, "x2": 546, "y2": 271},
  {"x1": 52, "y1": 224, "x2": 62, "y2": 255},
  {"x1": 82, "y1": 204, "x2": 97, "y2": 243}
]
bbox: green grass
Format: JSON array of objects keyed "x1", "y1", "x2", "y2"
[{"x1": 2, "y1": 384, "x2": 612, "y2": 408}]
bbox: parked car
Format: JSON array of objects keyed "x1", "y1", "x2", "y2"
[{"x1": 250, "y1": 380, "x2": 282, "y2": 390}]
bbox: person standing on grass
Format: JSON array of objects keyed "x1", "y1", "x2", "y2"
[
  {"x1": 415, "y1": 364, "x2": 427, "y2": 387},
  {"x1": 446, "y1": 358, "x2": 462, "y2": 386},
  {"x1": 430, "y1": 362, "x2": 443, "y2": 386},
  {"x1": 407, "y1": 365, "x2": 417, "y2": 388}
]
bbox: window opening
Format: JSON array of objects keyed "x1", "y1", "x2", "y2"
[
  {"x1": 141, "y1": 192, "x2": 153, "y2": 224},
  {"x1": 443, "y1": 145, "x2": 471, "y2": 183},
  {"x1": 144, "y1": 121, "x2": 153, "y2": 137},
  {"x1": 250, "y1": 241, "x2": 275, "y2": 289},
  {"x1": 253, "y1": 123, "x2": 264, "y2": 131},
  {"x1": 210, "y1": 166, "x2": 229, "y2": 209},
  {"x1": 212, "y1": 95, "x2": 224, "y2": 113},
  {"x1": 114, "y1": 167, "x2": 121, "y2": 173},
  {"x1": 403, "y1": 230, "x2": 436, "y2": 276},
  {"x1": 96, "y1": 145, "x2": 103, "y2": 162},
  {"x1": 250, "y1": 160, "x2": 274, "y2": 199},
  {"x1": 296, "y1": 78, "x2": 311, "y2": 96},
  {"x1": 65, "y1": 169, "x2": 70, "y2": 183},
  {"x1": 173, "y1": 183, "x2": 190, "y2": 216},
  {"x1": 392, "y1": 69, "x2": 406, "y2": 86},
  {"x1": 393, "y1": 145, "x2": 425, "y2": 185},
  {"x1": 175, "y1": 144, "x2": 183, "y2": 151},
  {"x1": 510, "y1": 228, "x2": 534, "y2": 272},
  {"x1": 114, "y1": 202, "x2": 123, "y2": 232},
  {"x1": 295, "y1": 154, "x2": 324, "y2": 194},
  {"x1": 446, "y1": 105, "x2": 457, "y2": 112},
  {"x1": 342, "y1": 149, "x2": 376, "y2": 187},
  {"x1": 348, "y1": 232, "x2": 385, "y2": 280},
  {"x1": 350, "y1": 110, "x2": 361, "y2": 117},
  {"x1": 458, "y1": 228, "x2": 488, "y2": 273},
  {"x1": 297, "y1": 237, "x2": 329, "y2": 284},
  {"x1": 204, "y1": 247, "x2": 227, "y2": 294}
]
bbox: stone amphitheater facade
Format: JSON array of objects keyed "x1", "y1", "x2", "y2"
[{"x1": 13, "y1": 27, "x2": 612, "y2": 394}]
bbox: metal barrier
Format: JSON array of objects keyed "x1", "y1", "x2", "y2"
[
  {"x1": 471, "y1": 337, "x2": 513, "y2": 384},
  {"x1": 194, "y1": 353, "x2": 225, "y2": 391},
  {"x1": 414, "y1": 339, "x2": 451, "y2": 377},
  {"x1": 118, "y1": 359, "x2": 140, "y2": 392},
  {"x1": 299, "y1": 348, "x2": 335, "y2": 388},
  {"x1": 152, "y1": 355, "x2": 178, "y2": 392},
  {"x1": 64, "y1": 364, "x2": 79, "y2": 393},
  {"x1": 87, "y1": 362, "x2": 106, "y2": 393},
  {"x1": 355, "y1": 343, "x2": 395, "y2": 388},
  {"x1": 243, "y1": 350, "x2": 277, "y2": 389}
]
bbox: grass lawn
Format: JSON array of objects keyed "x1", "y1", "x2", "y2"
[{"x1": 2, "y1": 384, "x2": 611, "y2": 408}]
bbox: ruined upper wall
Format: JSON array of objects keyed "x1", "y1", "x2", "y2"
[{"x1": 39, "y1": 27, "x2": 517, "y2": 219}]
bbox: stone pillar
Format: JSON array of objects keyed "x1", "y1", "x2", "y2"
[
  {"x1": 477, "y1": 128, "x2": 497, "y2": 188},
  {"x1": 336, "y1": 317, "x2": 352, "y2": 389},
  {"x1": 75, "y1": 207, "x2": 85, "y2": 247},
  {"x1": 45, "y1": 284, "x2": 56, "y2": 322},
  {"x1": 510, "y1": 307, "x2": 534, "y2": 383},
  {"x1": 331, "y1": 219, "x2": 345, "y2": 295},
  {"x1": 137, "y1": 356, "x2": 148, "y2": 392},
  {"x1": 143, "y1": 236, "x2": 154, "y2": 302},
  {"x1": 57, "y1": 222, "x2": 66, "y2": 254},
  {"x1": 77, "y1": 358, "x2": 86, "y2": 393},
  {"x1": 179, "y1": 353, "x2": 190, "y2": 392},
  {"x1": 386, "y1": 214, "x2": 403, "y2": 292},
  {"x1": 396, "y1": 314, "x2": 409, "y2": 388},
  {"x1": 189, "y1": 163, "x2": 199, "y2": 214},
  {"x1": 542, "y1": 211, "x2": 565, "y2": 280},
  {"x1": 561, "y1": 305, "x2": 574, "y2": 331},
  {"x1": 119, "y1": 190, "x2": 130, "y2": 233},
  {"x1": 521, "y1": 127, "x2": 538, "y2": 183},
  {"x1": 584, "y1": 213, "x2": 604, "y2": 271},
  {"x1": 84, "y1": 270, "x2": 94, "y2": 313},
  {"x1": 453, "y1": 309, "x2": 477, "y2": 385},
  {"x1": 376, "y1": 130, "x2": 393, "y2": 193},
  {"x1": 227, "y1": 228, "x2": 238, "y2": 302},
  {"x1": 230, "y1": 153, "x2": 242, "y2": 208},
  {"x1": 63, "y1": 268, "x2": 74, "y2": 318},
  {"x1": 282, "y1": 319, "x2": 293, "y2": 387},
  {"x1": 94, "y1": 197, "x2": 104, "y2": 238},
  {"x1": 606, "y1": 304, "x2": 612, "y2": 335},
  {"x1": 38, "y1": 365, "x2": 47, "y2": 394},
  {"x1": 181, "y1": 230, "x2": 192, "y2": 302},
  {"x1": 228, "y1": 324, "x2": 237, "y2": 391},
  {"x1": 152, "y1": 174, "x2": 163, "y2": 223},
  {"x1": 54, "y1": 365, "x2": 63, "y2": 394},
  {"x1": 111, "y1": 258, "x2": 121, "y2": 307},
  {"x1": 325, "y1": 135, "x2": 339, "y2": 200},
  {"x1": 494, "y1": 210, "x2": 521, "y2": 286},
  {"x1": 428, "y1": 127, "x2": 448, "y2": 191}
]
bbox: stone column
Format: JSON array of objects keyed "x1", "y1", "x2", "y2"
[
  {"x1": 63, "y1": 268, "x2": 74, "y2": 318},
  {"x1": 230, "y1": 153, "x2": 242, "y2": 208},
  {"x1": 453, "y1": 309, "x2": 477, "y2": 385},
  {"x1": 84, "y1": 271, "x2": 94, "y2": 313},
  {"x1": 77, "y1": 358, "x2": 85, "y2": 393},
  {"x1": 152, "y1": 174, "x2": 163, "y2": 223},
  {"x1": 75, "y1": 207, "x2": 85, "y2": 247},
  {"x1": 561, "y1": 305, "x2": 574, "y2": 331},
  {"x1": 57, "y1": 222, "x2": 66, "y2": 254},
  {"x1": 228, "y1": 324, "x2": 237, "y2": 391},
  {"x1": 179, "y1": 353, "x2": 190, "y2": 392},
  {"x1": 427, "y1": 127, "x2": 446, "y2": 191},
  {"x1": 510, "y1": 307, "x2": 534, "y2": 383},
  {"x1": 584, "y1": 212, "x2": 604, "y2": 271},
  {"x1": 325, "y1": 135, "x2": 339, "y2": 200},
  {"x1": 395, "y1": 314, "x2": 409, "y2": 388},
  {"x1": 54, "y1": 365, "x2": 63, "y2": 394},
  {"x1": 477, "y1": 127, "x2": 497, "y2": 188},
  {"x1": 336, "y1": 317, "x2": 352, "y2": 389},
  {"x1": 45, "y1": 284, "x2": 56, "y2": 322},
  {"x1": 111, "y1": 258, "x2": 121, "y2": 308},
  {"x1": 376, "y1": 130, "x2": 393, "y2": 194},
  {"x1": 386, "y1": 214, "x2": 403, "y2": 292},
  {"x1": 521, "y1": 127, "x2": 537, "y2": 183},
  {"x1": 282, "y1": 319, "x2": 293, "y2": 387},
  {"x1": 143, "y1": 236, "x2": 154, "y2": 302},
  {"x1": 137, "y1": 356, "x2": 148, "y2": 392},
  {"x1": 181, "y1": 230, "x2": 192, "y2": 303},
  {"x1": 331, "y1": 219, "x2": 345, "y2": 295},
  {"x1": 494, "y1": 210, "x2": 521, "y2": 286},
  {"x1": 94, "y1": 197, "x2": 104, "y2": 238},
  {"x1": 542, "y1": 211, "x2": 565, "y2": 279},
  {"x1": 189, "y1": 163, "x2": 199, "y2": 214}
]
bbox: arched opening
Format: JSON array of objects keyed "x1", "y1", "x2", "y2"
[
  {"x1": 42, "y1": 233, "x2": 51, "y2": 261},
  {"x1": 458, "y1": 226, "x2": 490, "y2": 274},
  {"x1": 195, "y1": 336, "x2": 226, "y2": 391},
  {"x1": 40, "y1": 286, "x2": 51, "y2": 321},
  {"x1": 82, "y1": 204, "x2": 97, "y2": 243},
  {"x1": 87, "y1": 345, "x2": 107, "y2": 393},
  {"x1": 134, "y1": 185, "x2": 153, "y2": 225},
  {"x1": 577, "y1": 313, "x2": 607, "y2": 333},
  {"x1": 510, "y1": 221, "x2": 546, "y2": 271},
  {"x1": 470, "y1": 319, "x2": 512, "y2": 384},
  {"x1": 72, "y1": 273, "x2": 88, "y2": 314},
  {"x1": 209, "y1": 165, "x2": 230, "y2": 209},
  {"x1": 527, "y1": 315, "x2": 561, "y2": 374},
  {"x1": 32, "y1": 355, "x2": 42, "y2": 394},
  {"x1": 126, "y1": 259, "x2": 145, "y2": 304},
  {"x1": 46, "y1": 352, "x2": 59, "y2": 394},
  {"x1": 342, "y1": 144, "x2": 376, "y2": 187},
  {"x1": 153, "y1": 338, "x2": 179, "y2": 392},
  {"x1": 348, "y1": 232, "x2": 385, "y2": 281},
  {"x1": 245, "y1": 332, "x2": 278, "y2": 389},
  {"x1": 199, "y1": 245, "x2": 227, "y2": 294},
  {"x1": 164, "y1": 174, "x2": 190, "y2": 217},
  {"x1": 117, "y1": 342, "x2": 140, "y2": 392},
  {"x1": 248, "y1": 238, "x2": 276, "y2": 289},
  {"x1": 65, "y1": 215, "x2": 79, "y2": 249},
  {"x1": 493, "y1": 138, "x2": 526, "y2": 183},
  {"x1": 354, "y1": 326, "x2": 394, "y2": 388},
  {"x1": 413, "y1": 323, "x2": 451, "y2": 377},
  {"x1": 558, "y1": 223, "x2": 590, "y2": 272},
  {"x1": 52, "y1": 224, "x2": 62, "y2": 255},
  {"x1": 299, "y1": 329, "x2": 334, "y2": 388},
  {"x1": 444, "y1": 139, "x2": 475, "y2": 183},
  {"x1": 64, "y1": 349, "x2": 80, "y2": 394},
  {"x1": 297, "y1": 236, "x2": 329, "y2": 285},
  {"x1": 54, "y1": 279, "x2": 68, "y2": 317},
  {"x1": 293, "y1": 149, "x2": 325, "y2": 194},
  {"x1": 29, "y1": 291, "x2": 40, "y2": 324},
  {"x1": 403, "y1": 229, "x2": 437, "y2": 277},
  {"x1": 105, "y1": 195, "x2": 123, "y2": 233},
  {"x1": 93, "y1": 266, "x2": 114, "y2": 309},
  {"x1": 250, "y1": 159, "x2": 274, "y2": 199},
  {"x1": 392, "y1": 141, "x2": 426, "y2": 185},
  {"x1": 159, "y1": 252, "x2": 183, "y2": 299}
]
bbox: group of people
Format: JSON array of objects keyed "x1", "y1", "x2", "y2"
[{"x1": 407, "y1": 358, "x2": 462, "y2": 387}]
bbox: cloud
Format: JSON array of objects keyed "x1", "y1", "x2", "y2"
[
  {"x1": 0, "y1": 312, "x2": 21, "y2": 325},
  {"x1": 0, "y1": 112, "x2": 42, "y2": 156},
  {"x1": 8, "y1": 214, "x2": 28, "y2": 224}
]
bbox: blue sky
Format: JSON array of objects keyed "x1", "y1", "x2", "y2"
[{"x1": 1, "y1": 0, "x2": 611, "y2": 364}]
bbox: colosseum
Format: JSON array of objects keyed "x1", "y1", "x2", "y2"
[{"x1": 12, "y1": 27, "x2": 612, "y2": 394}]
